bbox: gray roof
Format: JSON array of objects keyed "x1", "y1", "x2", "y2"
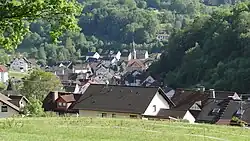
[{"x1": 73, "y1": 84, "x2": 174, "y2": 114}]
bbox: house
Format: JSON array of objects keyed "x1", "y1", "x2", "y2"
[
  {"x1": 7, "y1": 95, "x2": 29, "y2": 109},
  {"x1": 0, "y1": 93, "x2": 22, "y2": 118},
  {"x1": 120, "y1": 50, "x2": 132, "y2": 61},
  {"x1": 72, "y1": 84, "x2": 175, "y2": 118},
  {"x1": 196, "y1": 98, "x2": 238, "y2": 124},
  {"x1": 170, "y1": 88, "x2": 210, "y2": 118},
  {"x1": 126, "y1": 59, "x2": 146, "y2": 72},
  {"x1": 0, "y1": 65, "x2": 8, "y2": 82},
  {"x1": 42, "y1": 91, "x2": 81, "y2": 115},
  {"x1": 72, "y1": 63, "x2": 92, "y2": 74},
  {"x1": 144, "y1": 109, "x2": 195, "y2": 123},
  {"x1": 85, "y1": 52, "x2": 100, "y2": 60},
  {"x1": 10, "y1": 58, "x2": 29, "y2": 72}
]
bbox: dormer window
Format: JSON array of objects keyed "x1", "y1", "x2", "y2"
[
  {"x1": 236, "y1": 109, "x2": 245, "y2": 115},
  {"x1": 212, "y1": 108, "x2": 220, "y2": 114},
  {"x1": 58, "y1": 102, "x2": 62, "y2": 106},
  {"x1": 62, "y1": 103, "x2": 67, "y2": 106}
]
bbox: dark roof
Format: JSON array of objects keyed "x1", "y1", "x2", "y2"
[
  {"x1": 241, "y1": 102, "x2": 250, "y2": 124},
  {"x1": 86, "y1": 58, "x2": 98, "y2": 62},
  {"x1": 73, "y1": 84, "x2": 174, "y2": 114},
  {"x1": 64, "y1": 85, "x2": 76, "y2": 92},
  {"x1": 8, "y1": 95, "x2": 28, "y2": 107},
  {"x1": 156, "y1": 109, "x2": 188, "y2": 119},
  {"x1": 171, "y1": 89, "x2": 209, "y2": 110},
  {"x1": 196, "y1": 98, "x2": 236, "y2": 123},
  {"x1": 87, "y1": 52, "x2": 96, "y2": 56}
]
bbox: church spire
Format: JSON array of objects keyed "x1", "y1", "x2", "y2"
[{"x1": 132, "y1": 38, "x2": 136, "y2": 59}]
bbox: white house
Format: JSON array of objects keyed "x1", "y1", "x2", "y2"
[
  {"x1": 86, "y1": 52, "x2": 100, "y2": 60},
  {"x1": 72, "y1": 84, "x2": 175, "y2": 118},
  {"x1": 0, "y1": 65, "x2": 8, "y2": 82},
  {"x1": 10, "y1": 58, "x2": 29, "y2": 72},
  {"x1": 150, "y1": 109, "x2": 196, "y2": 123}
]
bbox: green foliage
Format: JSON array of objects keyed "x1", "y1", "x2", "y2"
[
  {"x1": 21, "y1": 69, "x2": 62, "y2": 100},
  {"x1": 23, "y1": 97, "x2": 45, "y2": 117},
  {"x1": 0, "y1": 0, "x2": 82, "y2": 50},
  {"x1": 14, "y1": 0, "x2": 217, "y2": 64},
  {"x1": 150, "y1": 2, "x2": 250, "y2": 93},
  {"x1": 0, "y1": 82, "x2": 6, "y2": 91}
]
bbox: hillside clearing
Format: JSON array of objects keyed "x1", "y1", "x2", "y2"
[
  {"x1": 8, "y1": 71, "x2": 28, "y2": 79},
  {"x1": 0, "y1": 117, "x2": 249, "y2": 141}
]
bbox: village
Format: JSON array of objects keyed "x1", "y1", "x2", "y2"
[{"x1": 0, "y1": 48, "x2": 249, "y2": 127}]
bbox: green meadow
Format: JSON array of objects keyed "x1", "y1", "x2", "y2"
[{"x1": 0, "y1": 117, "x2": 249, "y2": 141}]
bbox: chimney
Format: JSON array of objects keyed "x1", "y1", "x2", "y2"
[
  {"x1": 53, "y1": 91, "x2": 58, "y2": 102},
  {"x1": 210, "y1": 89, "x2": 215, "y2": 98}
]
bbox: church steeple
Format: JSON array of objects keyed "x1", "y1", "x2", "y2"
[{"x1": 132, "y1": 39, "x2": 136, "y2": 59}]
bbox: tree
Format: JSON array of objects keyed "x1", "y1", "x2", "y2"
[
  {"x1": 0, "y1": 0, "x2": 82, "y2": 50},
  {"x1": 21, "y1": 69, "x2": 62, "y2": 101},
  {"x1": 65, "y1": 37, "x2": 76, "y2": 54},
  {"x1": 38, "y1": 46, "x2": 47, "y2": 62}
]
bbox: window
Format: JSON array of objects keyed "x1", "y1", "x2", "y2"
[
  {"x1": 112, "y1": 114, "x2": 116, "y2": 118},
  {"x1": 212, "y1": 108, "x2": 220, "y2": 113},
  {"x1": 101, "y1": 113, "x2": 107, "y2": 117},
  {"x1": 130, "y1": 115, "x2": 137, "y2": 118},
  {"x1": 58, "y1": 102, "x2": 62, "y2": 106},
  {"x1": 62, "y1": 103, "x2": 67, "y2": 106},
  {"x1": 236, "y1": 109, "x2": 245, "y2": 115},
  {"x1": 153, "y1": 105, "x2": 156, "y2": 112},
  {"x1": 1, "y1": 105, "x2": 7, "y2": 112}
]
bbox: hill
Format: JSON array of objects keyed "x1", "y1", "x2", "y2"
[
  {"x1": 0, "y1": 117, "x2": 249, "y2": 141},
  {"x1": 150, "y1": 2, "x2": 250, "y2": 93}
]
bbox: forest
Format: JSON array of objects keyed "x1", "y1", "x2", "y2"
[
  {"x1": 13, "y1": 0, "x2": 219, "y2": 66},
  {"x1": 150, "y1": 1, "x2": 250, "y2": 93}
]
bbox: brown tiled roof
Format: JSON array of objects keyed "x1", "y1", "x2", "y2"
[
  {"x1": 156, "y1": 109, "x2": 188, "y2": 119},
  {"x1": 0, "y1": 65, "x2": 7, "y2": 72},
  {"x1": 127, "y1": 59, "x2": 145, "y2": 68},
  {"x1": 73, "y1": 84, "x2": 174, "y2": 114}
]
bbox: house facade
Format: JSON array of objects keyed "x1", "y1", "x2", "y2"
[
  {"x1": 86, "y1": 52, "x2": 100, "y2": 60},
  {"x1": 0, "y1": 65, "x2": 8, "y2": 82},
  {"x1": 10, "y1": 58, "x2": 29, "y2": 72},
  {"x1": 0, "y1": 94, "x2": 21, "y2": 118},
  {"x1": 72, "y1": 84, "x2": 174, "y2": 118}
]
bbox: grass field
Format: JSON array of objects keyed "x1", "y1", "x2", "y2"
[
  {"x1": 0, "y1": 117, "x2": 249, "y2": 141},
  {"x1": 8, "y1": 71, "x2": 28, "y2": 79}
]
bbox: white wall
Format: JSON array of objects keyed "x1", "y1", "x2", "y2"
[
  {"x1": 0, "y1": 101, "x2": 19, "y2": 118},
  {"x1": 0, "y1": 72, "x2": 8, "y2": 82},
  {"x1": 79, "y1": 110, "x2": 141, "y2": 119},
  {"x1": 183, "y1": 111, "x2": 195, "y2": 124},
  {"x1": 143, "y1": 91, "x2": 170, "y2": 116}
]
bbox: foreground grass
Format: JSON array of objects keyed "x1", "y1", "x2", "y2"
[{"x1": 0, "y1": 117, "x2": 249, "y2": 141}]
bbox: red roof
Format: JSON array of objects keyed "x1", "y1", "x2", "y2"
[{"x1": 0, "y1": 65, "x2": 7, "y2": 72}]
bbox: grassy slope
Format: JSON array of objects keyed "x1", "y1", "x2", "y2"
[
  {"x1": 8, "y1": 71, "x2": 27, "y2": 79},
  {"x1": 0, "y1": 117, "x2": 249, "y2": 141}
]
